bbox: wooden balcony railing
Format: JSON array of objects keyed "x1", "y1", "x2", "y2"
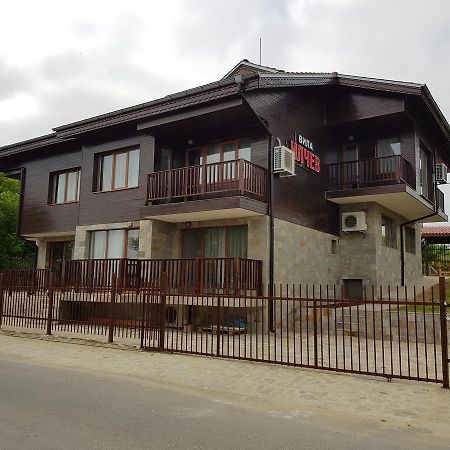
[
  {"x1": 61, "y1": 258, "x2": 263, "y2": 295},
  {"x1": 147, "y1": 159, "x2": 267, "y2": 203},
  {"x1": 325, "y1": 155, "x2": 416, "y2": 192}
]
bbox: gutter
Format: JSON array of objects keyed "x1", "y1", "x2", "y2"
[
  {"x1": 400, "y1": 149, "x2": 439, "y2": 285},
  {"x1": 239, "y1": 81, "x2": 275, "y2": 331}
]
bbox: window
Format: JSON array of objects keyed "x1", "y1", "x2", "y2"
[
  {"x1": 376, "y1": 138, "x2": 401, "y2": 157},
  {"x1": 343, "y1": 279, "x2": 363, "y2": 300},
  {"x1": 186, "y1": 138, "x2": 251, "y2": 166},
  {"x1": 405, "y1": 227, "x2": 416, "y2": 254},
  {"x1": 182, "y1": 226, "x2": 248, "y2": 258},
  {"x1": 381, "y1": 216, "x2": 397, "y2": 249},
  {"x1": 96, "y1": 148, "x2": 140, "y2": 192},
  {"x1": 331, "y1": 239, "x2": 338, "y2": 255},
  {"x1": 419, "y1": 145, "x2": 432, "y2": 199},
  {"x1": 376, "y1": 138, "x2": 401, "y2": 176},
  {"x1": 49, "y1": 169, "x2": 81, "y2": 204},
  {"x1": 89, "y1": 229, "x2": 139, "y2": 259}
]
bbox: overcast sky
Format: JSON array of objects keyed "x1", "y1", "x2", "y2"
[{"x1": 1, "y1": 0, "x2": 450, "y2": 147}]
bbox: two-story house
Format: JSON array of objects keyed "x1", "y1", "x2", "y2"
[{"x1": 0, "y1": 60, "x2": 448, "y2": 297}]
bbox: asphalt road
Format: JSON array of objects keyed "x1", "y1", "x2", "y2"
[{"x1": 0, "y1": 358, "x2": 445, "y2": 450}]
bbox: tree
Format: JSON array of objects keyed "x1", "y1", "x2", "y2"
[{"x1": 0, "y1": 173, "x2": 36, "y2": 269}]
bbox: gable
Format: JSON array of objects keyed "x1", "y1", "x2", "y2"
[{"x1": 222, "y1": 60, "x2": 280, "y2": 79}]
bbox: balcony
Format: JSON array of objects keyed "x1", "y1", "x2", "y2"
[
  {"x1": 62, "y1": 258, "x2": 263, "y2": 295},
  {"x1": 142, "y1": 159, "x2": 268, "y2": 222},
  {"x1": 325, "y1": 155, "x2": 447, "y2": 222},
  {"x1": 325, "y1": 155, "x2": 415, "y2": 191}
]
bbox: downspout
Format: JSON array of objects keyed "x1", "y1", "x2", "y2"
[
  {"x1": 400, "y1": 149, "x2": 438, "y2": 285},
  {"x1": 268, "y1": 136, "x2": 275, "y2": 331},
  {"x1": 238, "y1": 84, "x2": 275, "y2": 331}
]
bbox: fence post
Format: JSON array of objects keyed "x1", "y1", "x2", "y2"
[
  {"x1": 215, "y1": 296, "x2": 221, "y2": 356},
  {"x1": 439, "y1": 276, "x2": 449, "y2": 388},
  {"x1": 233, "y1": 258, "x2": 239, "y2": 295},
  {"x1": 46, "y1": 272, "x2": 54, "y2": 336},
  {"x1": 0, "y1": 273, "x2": 4, "y2": 329},
  {"x1": 140, "y1": 289, "x2": 147, "y2": 349},
  {"x1": 108, "y1": 272, "x2": 117, "y2": 343},
  {"x1": 159, "y1": 271, "x2": 168, "y2": 351},
  {"x1": 313, "y1": 296, "x2": 318, "y2": 368}
]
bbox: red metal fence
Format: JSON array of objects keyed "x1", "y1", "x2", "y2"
[
  {"x1": 147, "y1": 159, "x2": 267, "y2": 203},
  {"x1": 0, "y1": 269, "x2": 448, "y2": 386}
]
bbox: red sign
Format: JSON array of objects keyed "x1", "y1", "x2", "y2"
[{"x1": 289, "y1": 139, "x2": 320, "y2": 173}]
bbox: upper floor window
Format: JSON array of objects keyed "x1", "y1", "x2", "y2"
[
  {"x1": 419, "y1": 145, "x2": 432, "y2": 200},
  {"x1": 381, "y1": 215, "x2": 397, "y2": 249},
  {"x1": 96, "y1": 148, "x2": 140, "y2": 192},
  {"x1": 186, "y1": 138, "x2": 251, "y2": 166},
  {"x1": 89, "y1": 228, "x2": 139, "y2": 259},
  {"x1": 49, "y1": 168, "x2": 81, "y2": 204},
  {"x1": 376, "y1": 138, "x2": 401, "y2": 157}
]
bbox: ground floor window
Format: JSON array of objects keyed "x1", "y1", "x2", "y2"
[
  {"x1": 405, "y1": 227, "x2": 416, "y2": 254},
  {"x1": 343, "y1": 279, "x2": 363, "y2": 300},
  {"x1": 89, "y1": 229, "x2": 139, "y2": 259},
  {"x1": 381, "y1": 216, "x2": 397, "y2": 249},
  {"x1": 182, "y1": 225, "x2": 248, "y2": 259}
]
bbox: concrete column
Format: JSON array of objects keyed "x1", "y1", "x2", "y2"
[{"x1": 35, "y1": 238, "x2": 49, "y2": 269}]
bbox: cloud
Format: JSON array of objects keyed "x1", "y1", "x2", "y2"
[{"x1": 0, "y1": 0, "x2": 450, "y2": 146}]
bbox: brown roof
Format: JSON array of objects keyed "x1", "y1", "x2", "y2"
[
  {"x1": 1, "y1": 60, "x2": 449, "y2": 157},
  {"x1": 421, "y1": 226, "x2": 450, "y2": 237}
]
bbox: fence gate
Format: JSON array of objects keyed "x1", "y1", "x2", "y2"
[{"x1": 140, "y1": 289, "x2": 165, "y2": 351}]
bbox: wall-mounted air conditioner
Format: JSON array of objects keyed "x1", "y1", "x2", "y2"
[
  {"x1": 165, "y1": 305, "x2": 188, "y2": 328},
  {"x1": 435, "y1": 163, "x2": 448, "y2": 184},
  {"x1": 342, "y1": 212, "x2": 367, "y2": 232},
  {"x1": 273, "y1": 145, "x2": 295, "y2": 176}
]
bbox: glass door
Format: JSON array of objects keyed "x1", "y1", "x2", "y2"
[
  {"x1": 49, "y1": 241, "x2": 74, "y2": 284},
  {"x1": 182, "y1": 226, "x2": 248, "y2": 293},
  {"x1": 160, "y1": 147, "x2": 173, "y2": 171},
  {"x1": 340, "y1": 144, "x2": 359, "y2": 188}
]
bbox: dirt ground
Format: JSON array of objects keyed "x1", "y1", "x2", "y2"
[{"x1": 0, "y1": 329, "x2": 449, "y2": 447}]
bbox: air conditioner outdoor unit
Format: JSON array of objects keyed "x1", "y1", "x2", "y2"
[
  {"x1": 435, "y1": 163, "x2": 448, "y2": 184},
  {"x1": 273, "y1": 145, "x2": 295, "y2": 176},
  {"x1": 342, "y1": 212, "x2": 367, "y2": 232},
  {"x1": 165, "y1": 304, "x2": 188, "y2": 328}
]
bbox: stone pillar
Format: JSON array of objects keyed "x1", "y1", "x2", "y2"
[
  {"x1": 74, "y1": 226, "x2": 89, "y2": 259},
  {"x1": 247, "y1": 216, "x2": 270, "y2": 289},
  {"x1": 138, "y1": 219, "x2": 153, "y2": 259},
  {"x1": 35, "y1": 238, "x2": 49, "y2": 269},
  {"x1": 138, "y1": 219, "x2": 178, "y2": 259}
]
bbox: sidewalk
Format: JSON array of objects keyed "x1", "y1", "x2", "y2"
[{"x1": 0, "y1": 330, "x2": 449, "y2": 444}]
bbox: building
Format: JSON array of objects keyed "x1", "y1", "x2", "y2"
[{"x1": 0, "y1": 60, "x2": 449, "y2": 296}]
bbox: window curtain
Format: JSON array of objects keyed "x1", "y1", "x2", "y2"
[
  {"x1": 227, "y1": 226, "x2": 248, "y2": 258},
  {"x1": 108, "y1": 230, "x2": 125, "y2": 258},
  {"x1": 91, "y1": 231, "x2": 107, "y2": 259},
  {"x1": 204, "y1": 227, "x2": 225, "y2": 257}
]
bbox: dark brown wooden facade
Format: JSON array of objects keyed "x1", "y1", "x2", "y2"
[{"x1": 1, "y1": 62, "x2": 449, "y2": 240}]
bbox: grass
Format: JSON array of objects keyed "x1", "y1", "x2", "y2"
[{"x1": 416, "y1": 278, "x2": 450, "y2": 303}]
